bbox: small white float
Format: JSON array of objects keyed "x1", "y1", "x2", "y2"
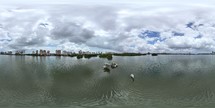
[{"x1": 130, "y1": 74, "x2": 134, "y2": 82}]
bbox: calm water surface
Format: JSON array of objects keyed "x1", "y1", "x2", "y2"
[{"x1": 0, "y1": 55, "x2": 215, "y2": 108}]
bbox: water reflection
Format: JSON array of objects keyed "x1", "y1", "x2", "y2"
[{"x1": 0, "y1": 55, "x2": 215, "y2": 107}]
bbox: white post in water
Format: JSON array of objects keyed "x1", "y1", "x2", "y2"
[{"x1": 130, "y1": 74, "x2": 134, "y2": 82}]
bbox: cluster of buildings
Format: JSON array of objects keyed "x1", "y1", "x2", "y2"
[
  {"x1": 2, "y1": 50, "x2": 129, "y2": 56},
  {"x1": 0, "y1": 50, "x2": 103, "y2": 56},
  {"x1": 56, "y1": 50, "x2": 61, "y2": 56},
  {"x1": 78, "y1": 50, "x2": 102, "y2": 55},
  {"x1": 32, "y1": 50, "x2": 77, "y2": 56},
  {"x1": 0, "y1": 50, "x2": 25, "y2": 55},
  {"x1": 32, "y1": 49, "x2": 74, "y2": 56},
  {"x1": 15, "y1": 50, "x2": 25, "y2": 55},
  {"x1": 0, "y1": 51, "x2": 13, "y2": 55},
  {"x1": 32, "y1": 49, "x2": 51, "y2": 56},
  {"x1": 55, "y1": 50, "x2": 100, "y2": 56}
]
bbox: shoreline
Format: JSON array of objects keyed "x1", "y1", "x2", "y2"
[
  {"x1": 1, "y1": 53, "x2": 215, "y2": 60},
  {"x1": 1, "y1": 53, "x2": 215, "y2": 57}
]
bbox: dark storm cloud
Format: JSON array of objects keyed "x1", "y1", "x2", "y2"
[
  {"x1": 86, "y1": 33, "x2": 131, "y2": 52},
  {"x1": 8, "y1": 33, "x2": 46, "y2": 49},
  {"x1": 9, "y1": 36, "x2": 46, "y2": 49},
  {"x1": 51, "y1": 22, "x2": 95, "y2": 43}
]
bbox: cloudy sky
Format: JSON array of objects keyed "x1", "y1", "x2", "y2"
[{"x1": 1, "y1": 0, "x2": 215, "y2": 53}]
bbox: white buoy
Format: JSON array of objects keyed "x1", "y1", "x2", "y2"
[{"x1": 130, "y1": 74, "x2": 134, "y2": 82}]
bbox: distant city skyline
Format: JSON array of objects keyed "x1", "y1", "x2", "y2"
[{"x1": 1, "y1": 0, "x2": 215, "y2": 53}]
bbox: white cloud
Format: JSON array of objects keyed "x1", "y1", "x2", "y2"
[{"x1": 1, "y1": 2, "x2": 215, "y2": 53}]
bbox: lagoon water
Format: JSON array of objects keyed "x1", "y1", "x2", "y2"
[{"x1": 1, "y1": 55, "x2": 215, "y2": 107}]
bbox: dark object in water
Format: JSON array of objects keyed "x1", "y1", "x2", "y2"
[
  {"x1": 103, "y1": 67, "x2": 110, "y2": 72},
  {"x1": 113, "y1": 53, "x2": 146, "y2": 56},
  {"x1": 103, "y1": 62, "x2": 118, "y2": 72},
  {"x1": 99, "y1": 54, "x2": 113, "y2": 60},
  {"x1": 77, "y1": 55, "x2": 83, "y2": 59},
  {"x1": 111, "y1": 62, "x2": 118, "y2": 69},
  {"x1": 151, "y1": 53, "x2": 158, "y2": 56},
  {"x1": 103, "y1": 63, "x2": 110, "y2": 72},
  {"x1": 84, "y1": 54, "x2": 98, "y2": 59}
]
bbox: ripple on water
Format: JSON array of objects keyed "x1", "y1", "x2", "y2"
[{"x1": 1, "y1": 55, "x2": 215, "y2": 107}]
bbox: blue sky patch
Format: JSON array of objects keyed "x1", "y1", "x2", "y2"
[
  {"x1": 172, "y1": 31, "x2": 184, "y2": 36},
  {"x1": 47, "y1": 44, "x2": 58, "y2": 47},
  {"x1": 186, "y1": 22, "x2": 204, "y2": 30},
  {"x1": 147, "y1": 40, "x2": 157, "y2": 45},
  {"x1": 147, "y1": 37, "x2": 166, "y2": 45},
  {"x1": 198, "y1": 24, "x2": 204, "y2": 26},
  {"x1": 195, "y1": 34, "x2": 202, "y2": 39},
  {"x1": 138, "y1": 30, "x2": 164, "y2": 45},
  {"x1": 186, "y1": 22, "x2": 198, "y2": 30},
  {"x1": 186, "y1": 22, "x2": 194, "y2": 29},
  {"x1": 138, "y1": 30, "x2": 160, "y2": 38}
]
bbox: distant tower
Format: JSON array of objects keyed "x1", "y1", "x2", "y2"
[
  {"x1": 56, "y1": 50, "x2": 61, "y2": 56},
  {"x1": 43, "y1": 50, "x2": 46, "y2": 56},
  {"x1": 47, "y1": 50, "x2": 50, "y2": 56},
  {"x1": 8, "y1": 51, "x2": 12, "y2": 55},
  {"x1": 63, "y1": 51, "x2": 68, "y2": 56},
  {"x1": 79, "y1": 50, "x2": 83, "y2": 55},
  {"x1": 36, "y1": 50, "x2": 38, "y2": 55},
  {"x1": 40, "y1": 49, "x2": 43, "y2": 56}
]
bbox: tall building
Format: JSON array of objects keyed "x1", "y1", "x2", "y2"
[
  {"x1": 15, "y1": 50, "x2": 25, "y2": 55},
  {"x1": 8, "y1": 51, "x2": 12, "y2": 55},
  {"x1": 47, "y1": 50, "x2": 50, "y2": 56},
  {"x1": 56, "y1": 50, "x2": 61, "y2": 56},
  {"x1": 36, "y1": 50, "x2": 38, "y2": 55},
  {"x1": 79, "y1": 50, "x2": 83, "y2": 55},
  {"x1": 43, "y1": 50, "x2": 46, "y2": 56},
  {"x1": 63, "y1": 51, "x2": 68, "y2": 56},
  {"x1": 40, "y1": 49, "x2": 43, "y2": 56}
]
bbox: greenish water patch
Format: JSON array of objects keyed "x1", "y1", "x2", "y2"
[{"x1": 1, "y1": 55, "x2": 215, "y2": 107}]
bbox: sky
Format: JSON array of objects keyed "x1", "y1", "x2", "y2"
[{"x1": 1, "y1": 0, "x2": 215, "y2": 53}]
